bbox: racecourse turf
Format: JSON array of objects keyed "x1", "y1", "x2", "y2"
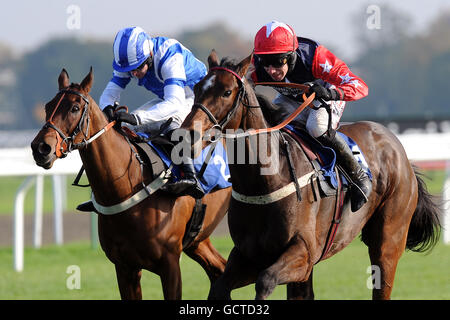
[
  {"x1": 0, "y1": 235, "x2": 448, "y2": 300},
  {"x1": 0, "y1": 171, "x2": 448, "y2": 299}
]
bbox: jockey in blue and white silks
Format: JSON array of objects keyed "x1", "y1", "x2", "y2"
[
  {"x1": 98, "y1": 26, "x2": 206, "y2": 199},
  {"x1": 99, "y1": 26, "x2": 207, "y2": 134}
]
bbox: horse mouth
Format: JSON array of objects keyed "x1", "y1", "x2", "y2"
[
  {"x1": 36, "y1": 159, "x2": 53, "y2": 169},
  {"x1": 33, "y1": 154, "x2": 55, "y2": 169}
]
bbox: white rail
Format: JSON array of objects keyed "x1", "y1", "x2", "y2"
[{"x1": 0, "y1": 148, "x2": 82, "y2": 272}]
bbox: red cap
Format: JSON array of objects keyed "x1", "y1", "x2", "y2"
[{"x1": 254, "y1": 21, "x2": 298, "y2": 54}]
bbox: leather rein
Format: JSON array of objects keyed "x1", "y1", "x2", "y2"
[
  {"x1": 192, "y1": 67, "x2": 316, "y2": 140},
  {"x1": 43, "y1": 88, "x2": 116, "y2": 158}
]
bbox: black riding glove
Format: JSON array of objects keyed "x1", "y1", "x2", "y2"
[
  {"x1": 310, "y1": 84, "x2": 342, "y2": 101},
  {"x1": 102, "y1": 105, "x2": 115, "y2": 122},
  {"x1": 114, "y1": 112, "x2": 138, "y2": 126}
]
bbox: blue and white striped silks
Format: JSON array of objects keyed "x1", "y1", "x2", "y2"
[{"x1": 112, "y1": 26, "x2": 152, "y2": 72}]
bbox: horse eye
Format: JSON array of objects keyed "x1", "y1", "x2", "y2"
[
  {"x1": 71, "y1": 105, "x2": 80, "y2": 113},
  {"x1": 223, "y1": 90, "x2": 232, "y2": 97}
]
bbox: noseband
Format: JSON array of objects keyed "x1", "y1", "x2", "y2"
[{"x1": 43, "y1": 88, "x2": 115, "y2": 158}]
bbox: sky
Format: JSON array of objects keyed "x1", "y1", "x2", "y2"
[{"x1": 1, "y1": 0, "x2": 449, "y2": 60}]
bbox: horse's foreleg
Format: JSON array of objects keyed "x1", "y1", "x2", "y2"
[
  {"x1": 255, "y1": 237, "x2": 311, "y2": 300},
  {"x1": 184, "y1": 237, "x2": 227, "y2": 283},
  {"x1": 159, "y1": 253, "x2": 182, "y2": 300},
  {"x1": 286, "y1": 270, "x2": 314, "y2": 300},
  {"x1": 115, "y1": 265, "x2": 143, "y2": 300},
  {"x1": 208, "y1": 246, "x2": 258, "y2": 300}
]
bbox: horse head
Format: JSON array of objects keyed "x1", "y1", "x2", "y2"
[
  {"x1": 31, "y1": 68, "x2": 101, "y2": 169},
  {"x1": 181, "y1": 50, "x2": 258, "y2": 156}
]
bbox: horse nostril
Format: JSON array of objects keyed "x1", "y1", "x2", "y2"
[{"x1": 38, "y1": 142, "x2": 52, "y2": 156}]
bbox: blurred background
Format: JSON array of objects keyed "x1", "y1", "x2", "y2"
[{"x1": 0, "y1": 0, "x2": 449, "y2": 135}]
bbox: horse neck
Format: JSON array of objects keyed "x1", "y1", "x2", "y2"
[
  {"x1": 78, "y1": 99, "x2": 141, "y2": 203},
  {"x1": 228, "y1": 82, "x2": 283, "y2": 193},
  {"x1": 240, "y1": 82, "x2": 268, "y2": 131}
]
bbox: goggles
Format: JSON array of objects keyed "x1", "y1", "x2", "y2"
[
  {"x1": 257, "y1": 53, "x2": 291, "y2": 68},
  {"x1": 133, "y1": 55, "x2": 153, "y2": 72}
]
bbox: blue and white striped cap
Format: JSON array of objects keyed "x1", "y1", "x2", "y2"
[{"x1": 112, "y1": 27, "x2": 152, "y2": 72}]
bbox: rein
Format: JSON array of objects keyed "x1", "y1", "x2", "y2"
[
  {"x1": 192, "y1": 67, "x2": 316, "y2": 141},
  {"x1": 43, "y1": 88, "x2": 116, "y2": 158}
]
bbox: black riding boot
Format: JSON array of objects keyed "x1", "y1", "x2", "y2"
[
  {"x1": 317, "y1": 131, "x2": 372, "y2": 212},
  {"x1": 76, "y1": 200, "x2": 98, "y2": 213},
  {"x1": 166, "y1": 158, "x2": 205, "y2": 199}
]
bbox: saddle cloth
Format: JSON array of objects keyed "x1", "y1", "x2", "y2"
[
  {"x1": 137, "y1": 132, "x2": 232, "y2": 194},
  {"x1": 285, "y1": 125, "x2": 372, "y2": 189}
]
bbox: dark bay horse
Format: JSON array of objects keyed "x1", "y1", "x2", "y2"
[
  {"x1": 31, "y1": 68, "x2": 231, "y2": 300},
  {"x1": 180, "y1": 51, "x2": 441, "y2": 300}
]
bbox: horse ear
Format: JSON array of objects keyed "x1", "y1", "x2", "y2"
[
  {"x1": 208, "y1": 50, "x2": 219, "y2": 69},
  {"x1": 58, "y1": 69, "x2": 70, "y2": 90},
  {"x1": 237, "y1": 54, "x2": 253, "y2": 78},
  {"x1": 80, "y1": 66, "x2": 94, "y2": 93}
]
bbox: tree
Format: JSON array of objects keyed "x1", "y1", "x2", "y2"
[
  {"x1": 345, "y1": 8, "x2": 450, "y2": 122},
  {"x1": 15, "y1": 38, "x2": 155, "y2": 129},
  {"x1": 177, "y1": 21, "x2": 252, "y2": 63}
]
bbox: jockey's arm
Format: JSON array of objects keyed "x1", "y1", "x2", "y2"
[
  {"x1": 132, "y1": 83, "x2": 188, "y2": 126},
  {"x1": 99, "y1": 71, "x2": 130, "y2": 109},
  {"x1": 311, "y1": 45, "x2": 368, "y2": 101},
  {"x1": 132, "y1": 52, "x2": 189, "y2": 127}
]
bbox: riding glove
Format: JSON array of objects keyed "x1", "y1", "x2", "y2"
[
  {"x1": 114, "y1": 112, "x2": 138, "y2": 125},
  {"x1": 310, "y1": 84, "x2": 343, "y2": 101},
  {"x1": 102, "y1": 105, "x2": 115, "y2": 122}
]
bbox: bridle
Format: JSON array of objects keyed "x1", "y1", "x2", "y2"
[
  {"x1": 43, "y1": 88, "x2": 115, "y2": 158},
  {"x1": 191, "y1": 66, "x2": 255, "y2": 142},
  {"x1": 191, "y1": 66, "x2": 316, "y2": 141}
]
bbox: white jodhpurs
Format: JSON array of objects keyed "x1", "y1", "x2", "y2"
[
  {"x1": 130, "y1": 95, "x2": 195, "y2": 135},
  {"x1": 273, "y1": 93, "x2": 346, "y2": 138}
]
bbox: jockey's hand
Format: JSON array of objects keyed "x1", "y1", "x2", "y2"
[
  {"x1": 102, "y1": 105, "x2": 115, "y2": 122},
  {"x1": 114, "y1": 112, "x2": 138, "y2": 126},
  {"x1": 310, "y1": 84, "x2": 340, "y2": 101}
]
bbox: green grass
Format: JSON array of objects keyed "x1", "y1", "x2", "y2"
[
  {"x1": 0, "y1": 236, "x2": 448, "y2": 300},
  {"x1": 0, "y1": 170, "x2": 447, "y2": 299},
  {"x1": 0, "y1": 175, "x2": 91, "y2": 215}
]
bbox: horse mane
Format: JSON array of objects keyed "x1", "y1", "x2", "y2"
[
  {"x1": 219, "y1": 57, "x2": 240, "y2": 69},
  {"x1": 69, "y1": 83, "x2": 81, "y2": 90}
]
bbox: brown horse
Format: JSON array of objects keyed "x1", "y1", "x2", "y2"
[
  {"x1": 180, "y1": 51, "x2": 441, "y2": 300},
  {"x1": 30, "y1": 68, "x2": 231, "y2": 300}
]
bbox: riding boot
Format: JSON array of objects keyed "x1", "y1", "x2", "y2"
[
  {"x1": 159, "y1": 129, "x2": 205, "y2": 199},
  {"x1": 76, "y1": 200, "x2": 99, "y2": 214},
  {"x1": 317, "y1": 131, "x2": 372, "y2": 212},
  {"x1": 166, "y1": 157, "x2": 205, "y2": 199}
]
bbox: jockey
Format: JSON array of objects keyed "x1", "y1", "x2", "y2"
[
  {"x1": 100, "y1": 26, "x2": 205, "y2": 199},
  {"x1": 251, "y1": 20, "x2": 371, "y2": 212}
]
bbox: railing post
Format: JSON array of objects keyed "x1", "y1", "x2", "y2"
[
  {"x1": 33, "y1": 174, "x2": 44, "y2": 248},
  {"x1": 14, "y1": 176, "x2": 35, "y2": 272},
  {"x1": 52, "y1": 175, "x2": 63, "y2": 245}
]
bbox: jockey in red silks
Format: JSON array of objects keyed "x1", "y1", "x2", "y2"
[{"x1": 251, "y1": 20, "x2": 371, "y2": 212}]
